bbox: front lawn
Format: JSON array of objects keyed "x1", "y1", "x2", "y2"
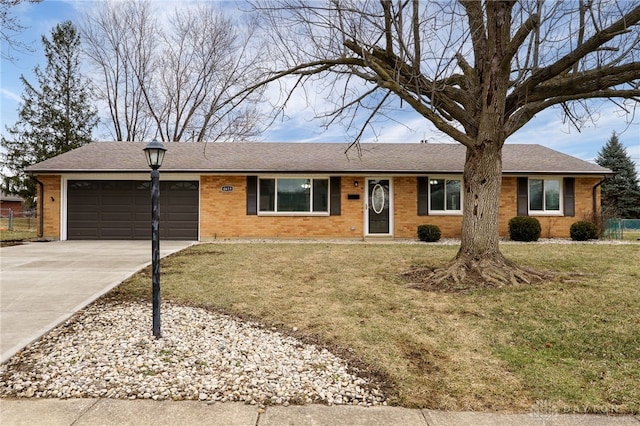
[{"x1": 110, "y1": 242, "x2": 640, "y2": 413}]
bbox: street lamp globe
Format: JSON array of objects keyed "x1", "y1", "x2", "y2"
[{"x1": 143, "y1": 140, "x2": 166, "y2": 170}]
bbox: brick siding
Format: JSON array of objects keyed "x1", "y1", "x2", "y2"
[
  {"x1": 200, "y1": 176, "x2": 365, "y2": 239},
  {"x1": 38, "y1": 174, "x2": 602, "y2": 240},
  {"x1": 37, "y1": 175, "x2": 61, "y2": 239}
]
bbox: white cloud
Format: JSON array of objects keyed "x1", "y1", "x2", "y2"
[{"x1": 1, "y1": 88, "x2": 21, "y2": 103}]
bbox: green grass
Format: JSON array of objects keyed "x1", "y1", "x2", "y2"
[
  {"x1": 0, "y1": 217, "x2": 37, "y2": 242},
  {"x1": 109, "y1": 242, "x2": 640, "y2": 413}
]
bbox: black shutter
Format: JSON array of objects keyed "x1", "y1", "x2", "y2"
[
  {"x1": 417, "y1": 176, "x2": 429, "y2": 216},
  {"x1": 517, "y1": 177, "x2": 529, "y2": 216},
  {"x1": 246, "y1": 176, "x2": 257, "y2": 215},
  {"x1": 330, "y1": 176, "x2": 341, "y2": 216},
  {"x1": 563, "y1": 177, "x2": 575, "y2": 217}
]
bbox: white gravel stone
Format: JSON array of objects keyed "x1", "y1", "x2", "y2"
[{"x1": 0, "y1": 302, "x2": 385, "y2": 406}]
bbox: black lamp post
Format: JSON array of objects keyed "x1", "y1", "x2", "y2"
[{"x1": 143, "y1": 140, "x2": 166, "y2": 338}]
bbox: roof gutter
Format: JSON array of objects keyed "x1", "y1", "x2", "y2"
[{"x1": 28, "y1": 169, "x2": 613, "y2": 175}]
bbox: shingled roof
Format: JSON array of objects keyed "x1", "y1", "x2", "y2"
[
  {"x1": 26, "y1": 142, "x2": 611, "y2": 175},
  {"x1": 0, "y1": 192, "x2": 25, "y2": 202}
]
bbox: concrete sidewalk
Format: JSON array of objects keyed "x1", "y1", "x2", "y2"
[
  {"x1": 0, "y1": 240, "x2": 193, "y2": 363},
  {"x1": 1, "y1": 399, "x2": 638, "y2": 426}
]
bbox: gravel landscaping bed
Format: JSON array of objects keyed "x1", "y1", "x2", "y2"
[{"x1": 0, "y1": 302, "x2": 385, "y2": 407}]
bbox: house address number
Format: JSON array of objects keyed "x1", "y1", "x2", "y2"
[{"x1": 221, "y1": 185, "x2": 234, "y2": 193}]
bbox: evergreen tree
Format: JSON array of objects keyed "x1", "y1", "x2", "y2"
[
  {"x1": 595, "y1": 132, "x2": 640, "y2": 219},
  {"x1": 1, "y1": 21, "x2": 98, "y2": 204}
]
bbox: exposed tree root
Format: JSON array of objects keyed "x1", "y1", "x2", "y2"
[{"x1": 403, "y1": 254, "x2": 555, "y2": 293}]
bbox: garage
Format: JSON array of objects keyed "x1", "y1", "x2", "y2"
[{"x1": 67, "y1": 180, "x2": 198, "y2": 240}]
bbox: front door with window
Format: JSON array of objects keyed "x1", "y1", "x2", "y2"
[{"x1": 366, "y1": 178, "x2": 391, "y2": 235}]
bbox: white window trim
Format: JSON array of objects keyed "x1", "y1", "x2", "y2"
[
  {"x1": 527, "y1": 176, "x2": 564, "y2": 216},
  {"x1": 428, "y1": 175, "x2": 463, "y2": 216},
  {"x1": 257, "y1": 176, "x2": 330, "y2": 216}
]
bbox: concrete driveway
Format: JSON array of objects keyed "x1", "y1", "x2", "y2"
[{"x1": 0, "y1": 240, "x2": 193, "y2": 363}]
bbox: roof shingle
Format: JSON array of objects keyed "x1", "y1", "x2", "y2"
[{"x1": 26, "y1": 142, "x2": 611, "y2": 175}]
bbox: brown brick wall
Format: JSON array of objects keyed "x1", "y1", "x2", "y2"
[
  {"x1": 37, "y1": 173, "x2": 602, "y2": 240},
  {"x1": 201, "y1": 175, "x2": 601, "y2": 239},
  {"x1": 36, "y1": 175, "x2": 61, "y2": 239},
  {"x1": 497, "y1": 177, "x2": 520, "y2": 237},
  {"x1": 499, "y1": 176, "x2": 602, "y2": 238},
  {"x1": 393, "y1": 176, "x2": 464, "y2": 238},
  {"x1": 533, "y1": 176, "x2": 601, "y2": 238},
  {"x1": 199, "y1": 176, "x2": 366, "y2": 239},
  {"x1": 398, "y1": 176, "x2": 603, "y2": 239}
]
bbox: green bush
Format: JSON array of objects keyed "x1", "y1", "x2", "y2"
[
  {"x1": 508, "y1": 216, "x2": 541, "y2": 242},
  {"x1": 570, "y1": 221, "x2": 598, "y2": 241},
  {"x1": 417, "y1": 224, "x2": 441, "y2": 242}
]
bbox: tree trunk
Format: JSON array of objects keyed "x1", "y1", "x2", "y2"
[
  {"x1": 409, "y1": 1, "x2": 553, "y2": 291},
  {"x1": 408, "y1": 144, "x2": 552, "y2": 291},
  {"x1": 458, "y1": 141, "x2": 503, "y2": 262},
  {"x1": 411, "y1": 139, "x2": 553, "y2": 291}
]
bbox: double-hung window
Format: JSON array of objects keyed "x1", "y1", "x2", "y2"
[
  {"x1": 259, "y1": 177, "x2": 329, "y2": 214},
  {"x1": 429, "y1": 178, "x2": 462, "y2": 213},
  {"x1": 528, "y1": 178, "x2": 561, "y2": 214}
]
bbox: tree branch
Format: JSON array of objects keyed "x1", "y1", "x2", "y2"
[
  {"x1": 460, "y1": 0, "x2": 487, "y2": 77},
  {"x1": 508, "y1": 4, "x2": 640, "y2": 110},
  {"x1": 501, "y1": 12, "x2": 539, "y2": 72},
  {"x1": 523, "y1": 62, "x2": 640, "y2": 103},
  {"x1": 506, "y1": 89, "x2": 640, "y2": 136}
]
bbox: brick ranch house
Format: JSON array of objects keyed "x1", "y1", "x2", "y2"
[
  {"x1": 26, "y1": 142, "x2": 610, "y2": 241},
  {"x1": 0, "y1": 192, "x2": 25, "y2": 215}
]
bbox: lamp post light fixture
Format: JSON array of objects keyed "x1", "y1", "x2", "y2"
[{"x1": 143, "y1": 140, "x2": 166, "y2": 338}]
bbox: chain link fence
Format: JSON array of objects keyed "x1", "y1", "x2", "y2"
[
  {"x1": 0, "y1": 208, "x2": 37, "y2": 232},
  {"x1": 602, "y1": 218, "x2": 640, "y2": 241}
]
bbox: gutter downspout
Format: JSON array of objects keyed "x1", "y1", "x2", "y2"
[
  {"x1": 33, "y1": 176, "x2": 44, "y2": 239},
  {"x1": 592, "y1": 177, "x2": 606, "y2": 224}
]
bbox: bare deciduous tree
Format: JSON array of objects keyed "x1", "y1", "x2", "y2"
[
  {"x1": 152, "y1": 4, "x2": 263, "y2": 142},
  {"x1": 248, "y1": 0, "x2": 640, "y2": 288},
  {"x1": 1, "y1": 0, "x2": 43, "y2": 61},
  {"x1": 81, "y1": 0, "x2": 264, "y2": 142},
  {"x1": 81, "y1": 0, "x2": 155, "y2": 141}
]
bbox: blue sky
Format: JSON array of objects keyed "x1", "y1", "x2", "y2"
[{"x1": 2, "y1": 0, "x2": 639, "y2": 173}]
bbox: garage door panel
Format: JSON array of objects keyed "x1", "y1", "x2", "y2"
[
  {"x1": 69, "y1": 182, "x2": 99, "y2": 191},
  {"x1": 67, "y1": 196, "x2": 99, "y2": 208},
  {"x1": 68, "y1": 218, "x2": 100, "y2": 226},
  {"x1": 165, "y1": 194, "x2": 197, "y2": 202},
  {"x1": 165, "y1": 182, "x2": 197, "y2": 190},
  {"x1": 67, "y1": 212, "x2": 100, "y2": 221},
  {"x1": 103, "y1": 182, "x2": 134, "y2": 190},
  {"x1": 100, "y1": 228, "x2": 134, "y2": 238},
  {"x1": 164, "y1": 211, "x2": 198, "y2": 220},
  {"x1": 67, "y1": 180, "x2": 198, "y2": 240},
  {"x1": 101, "y1": 199, "x2": 132, "y2": 208},
  {"x1": 69, "y1": 230, "x2": 100, "y2": 239},
  {"x1": 101, "y1": 213, "x2": 134, "y2": 223},
  {"x1": 100, "y1": 206, "x2": 135, "y2": 215},
  {"x1": 68, "y1": 227, "x2": 100, "y2": 239},
  {"x1": 133, "y1": 202, "x2": 149, "y2": 213},
  {"x1": 69, "y1": 195, "x2": 99, "y2": 204},
  {"x1": 68, "y1": 205, "x2": 100, "y2": 213}
]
